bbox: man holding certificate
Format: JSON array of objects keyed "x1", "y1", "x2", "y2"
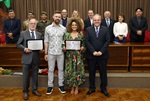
[
  {"x1": 17, "y1": 18, "x2": 42, "y2": 100},
  {"x1": 85, "y1": 14, "x2": 110, "y2": 97}
]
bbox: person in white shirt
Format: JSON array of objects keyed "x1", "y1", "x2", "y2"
[{"x1": 113, "y1": 14, "x2": 128, "y2": 43}]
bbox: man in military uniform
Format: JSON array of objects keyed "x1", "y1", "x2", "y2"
[
  {"x1": 36, "y1": 11, "x2": 51, "y2": 38},
  {"x1": 23, "y1": 11, "x2": 35, "y2": 30}
]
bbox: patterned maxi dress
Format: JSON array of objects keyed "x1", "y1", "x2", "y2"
[{"x1": 64, "y1": 32, "x2": 85, "y2": 87}]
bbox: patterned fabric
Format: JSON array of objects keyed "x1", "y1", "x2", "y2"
[
  {"x1": 63, "y1": 32, "x2": 85, "y2": 87},
  {"x1": 44, "y1": 23, "x2": 66, "y2": 55},
  {"x1": 36, "y1": 20, "x2": 51, "y2": 38}
]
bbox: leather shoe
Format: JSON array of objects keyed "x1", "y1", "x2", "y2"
[
  {"x1": 23, "y1": 93, "x2": 28, "y2": 100},
  {"x1": 86, "y1": 90, "x2": 95, "y2": 95},
  {"x1": 101, "y1": 90, "x2": 110, "y2": 97},
  {"x1": 32, "y1": 91, "x2": 42, "y2": 96}
]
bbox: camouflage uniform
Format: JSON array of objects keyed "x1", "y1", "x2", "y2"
[{"x1": 36, "y1": 20, "x2": 51, "y2": 38}]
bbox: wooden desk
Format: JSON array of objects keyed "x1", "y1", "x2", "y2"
[
  {"x1": 0, "y1": 43, "x2": 130, "y2": 72},
  {"x1": 1, "y1": 43, "x2": 150, "y2": 72},
  {"x1": 0, "y1": 44, "x2": 47, "y2": 71},
  {"x1": 129, "y1": 43, "x2": 150, "y2": 72},
  {"x1": 108, "y1": 43, "x2": 129, "y2": 72}
]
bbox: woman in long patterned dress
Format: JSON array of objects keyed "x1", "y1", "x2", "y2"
[{"x1": 63, "y1": 17, "x2": 85, "y2": 94}]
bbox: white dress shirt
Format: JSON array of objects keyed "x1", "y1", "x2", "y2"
[
  {"x1": 29, "y1": 29, "x2": 36, "y2": 39},
  {"x1": 113, "y1": 22, "x2": 128, "y2": 37}
]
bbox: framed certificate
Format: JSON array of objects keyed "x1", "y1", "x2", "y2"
[
  {"x1": 65, "y1": 40, "x2": 81, "y2": 50},
  {"x1": 26, "y1": 39, "x2": 44, "y2": 50}
]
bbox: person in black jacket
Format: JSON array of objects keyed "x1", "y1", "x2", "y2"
[
  {"x1": 101, "y1": 11, "x2": 116, "y2": 42},
  {"x1": 129, "y1": 7, "x2": 148, "y2": 42},
  {"x1": 84, "y1": 10, "x2": 94, "y2": 30},
  {"x1": 85, "y1": 14, "x2": 110, "y2": 97},
  {"x1": 4, "y1": 9, "x2": 21, "y2": 44}
]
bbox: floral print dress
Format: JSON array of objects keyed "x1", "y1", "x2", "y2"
[{"x1": 64, "y1": 32, "x2": 85, "y2": 87}]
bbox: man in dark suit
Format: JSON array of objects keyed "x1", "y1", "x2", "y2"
[
  {"x1": 4, "y1": 9, "x2": 21, "y2": 44},
  {"x1": 17, "y1": 18, "x2": 42, "y2": 100},
  {"x1": 60, "y1": 9, "x2": 69, "y2": 27},
  {"x1": 84, "y1": 10, "x2": 94, "y2": 30},
  {"x1": 85, "y1": 14, "x2": 110, "y2": 97},
  {"x1": 101, "y1": 11, "x2": 115, "y2": 42},
  {"x1": 129, "y1": 7, "x2": 148, "y2": 42}
]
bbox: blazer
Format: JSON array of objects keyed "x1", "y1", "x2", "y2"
[
  {"x1": 16, "y1": 30, "x2": 42, "y2": 64},
  {"x1": 101, "y1": 18, "x2": 116, "y2": 42},
  {"x1": 60, "y1": 17, "x2": 69, "y2": 27},
  {"x1": 85, "y1": 25, "x2": 110, "y2": 60},
  {"x1": 84, "y1": 18, "x2": 92, "y2": 30},
  {"x1": 4, "y1": 17, "x2": 21, "y2": 43},
  {"x1": 129, "y1": 16, "x2": 148, "y2": 40}
]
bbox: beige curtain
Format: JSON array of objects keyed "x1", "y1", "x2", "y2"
[{"x1": 0, "y1": 0, "x2": 149, "y2": 30}]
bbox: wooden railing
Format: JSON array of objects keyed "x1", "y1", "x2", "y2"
[{"x1": 0, "y1": 43, "x2": 150, "y2": 72}]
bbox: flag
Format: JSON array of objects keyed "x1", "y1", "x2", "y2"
[{"x1": 0, "y1": 0, "x2": 11, "y2": 8}]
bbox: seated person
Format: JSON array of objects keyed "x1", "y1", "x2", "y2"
[{"x1": 113, "y1": 14, "x2": 128, "y2": 43}]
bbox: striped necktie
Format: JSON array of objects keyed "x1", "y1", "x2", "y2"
[{"x1": 31, "y1": 31, "x2": 35, "y2": 39}]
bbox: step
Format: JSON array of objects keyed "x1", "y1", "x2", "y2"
[{"x1": 0, "y1": 73, "x2": 150, "y2": 88}]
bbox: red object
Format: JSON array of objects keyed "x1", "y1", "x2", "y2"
[
  {"x1": 82, "y1": 30, "x2": 86, "y2": 36},
  {"x1": 126, "y1": 33, "x2": 130, "y2": 42},
  {"x1": 144, "y1": 30, "x2": 150, "y2": 42},
  {"x1": 0, "y1": 34, "x2": 6, "y2": 44},
  {"x1": 41, "y1": 68, "x2": 48, "y2": 75},
  {"x1": 127, "y1": 30, "x2": 150, "y2": 42}
]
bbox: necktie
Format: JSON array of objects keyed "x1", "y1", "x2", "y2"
[
  {"x1": 137, "y1": 18, "x2": 141, "y2": 26},
  {"x1": 95, "y1": 27, "x2": 99, "y2": 37},
  {"x1": 106, "y1": 18, "x2": 110, "y2": 27},
  {"x1": 31, "y1": 31, "x2": 35, "y2": 39},
  {"x1": 10, "y1": 19, "x2": 13, "y2": 26}
]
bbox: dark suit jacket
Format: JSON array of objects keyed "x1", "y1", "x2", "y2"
[
  {"x1": 101, "y1": 18, "x2": 116, "y2": 42},
  {"x1": 84, "y1": 18, "x2": 92, "y2": 30},
  {"x1": 85, "y1": 25, "x2": 110, "y2": 60},
  {"x1": 129, "y1": 16, "x2": 148, "y2": 41},
  {"x1": 4, "y1": 17, "x2": 21, "y2": 43},
  {"x1": 16, "y1": 30, "x2": 42, "y2": 64}
]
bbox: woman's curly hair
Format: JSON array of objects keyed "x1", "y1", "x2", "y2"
[{"x1": 66, "y1": 17, "x2": 83, "y2": 33}]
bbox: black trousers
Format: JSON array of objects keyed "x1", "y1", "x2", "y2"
[
  {"x1": 88, "y1": 59, "x2": 108, "y2": 91},
  {"x1": 22, "y1": 63, "x2": 39, "y2": 93}
]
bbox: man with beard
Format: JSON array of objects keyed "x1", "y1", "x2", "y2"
[{"x1": 44, "y1": 11, "x2": 66, "y2": 95}]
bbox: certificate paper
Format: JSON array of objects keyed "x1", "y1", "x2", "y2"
[
  {"x1": 65, "y1": 40, "x2": 81, "y2": 50},
  {"x1": 27, "y1": 39, "x2": 44, "y2": 50}
]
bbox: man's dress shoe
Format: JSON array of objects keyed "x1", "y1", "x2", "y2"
[
  {"x1": 101, "y1": 90, "x2": 110, "y2": 97},
  {"x1": 86, "y1": 90, "x2": 95, "y2": 95},
  {"x1": 32, "y1": 91, "x2": 42, "y2": 96}
]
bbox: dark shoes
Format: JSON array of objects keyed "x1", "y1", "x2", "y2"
[
  {"x1": 59, "y1": 86, "x2": 66, "y2": 94},
  {"x1": 101, "y1": 90, "x2": 110, "y2": 97},
  {"x1": 46, "y1": 87, "x2": 53, "y2": 95},
  {"x1": 23, "y1": 93, "x2": 28, "y2": 100},
  {"x1": 86, "y1": 89, "x2": 110, "y2": 97},
  {"x1": 86, "y1": 89, "x2": 95, "y2": 95},
  {"x1": 32, "y1": 91, "x2": 42, "y2": 96}
]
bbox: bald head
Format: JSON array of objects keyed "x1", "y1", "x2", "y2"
[
  {"x1": 61, "y1": 9, "x2": 68, "y2": 18},
  {"x1": 29, "y1": 18, "x2": 37, "y2": 31},
  {"x1": 93, "y1": 14, "x2": 102, "y2": 27}
]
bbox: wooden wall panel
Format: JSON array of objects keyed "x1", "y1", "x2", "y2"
[{"x1": 1, "y1": 0, "x2": 147, "y2": 31}]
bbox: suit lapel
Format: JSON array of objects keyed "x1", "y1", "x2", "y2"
[
  {"x1": 36, "y1": 31, "x2": 39, "y2": 39},
  {"x1": 88, "y1": 18, "x2": 92, "y2": 26},
  {"x1": 27, "y1": 30, "x2": 32, "y2": 39}
]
